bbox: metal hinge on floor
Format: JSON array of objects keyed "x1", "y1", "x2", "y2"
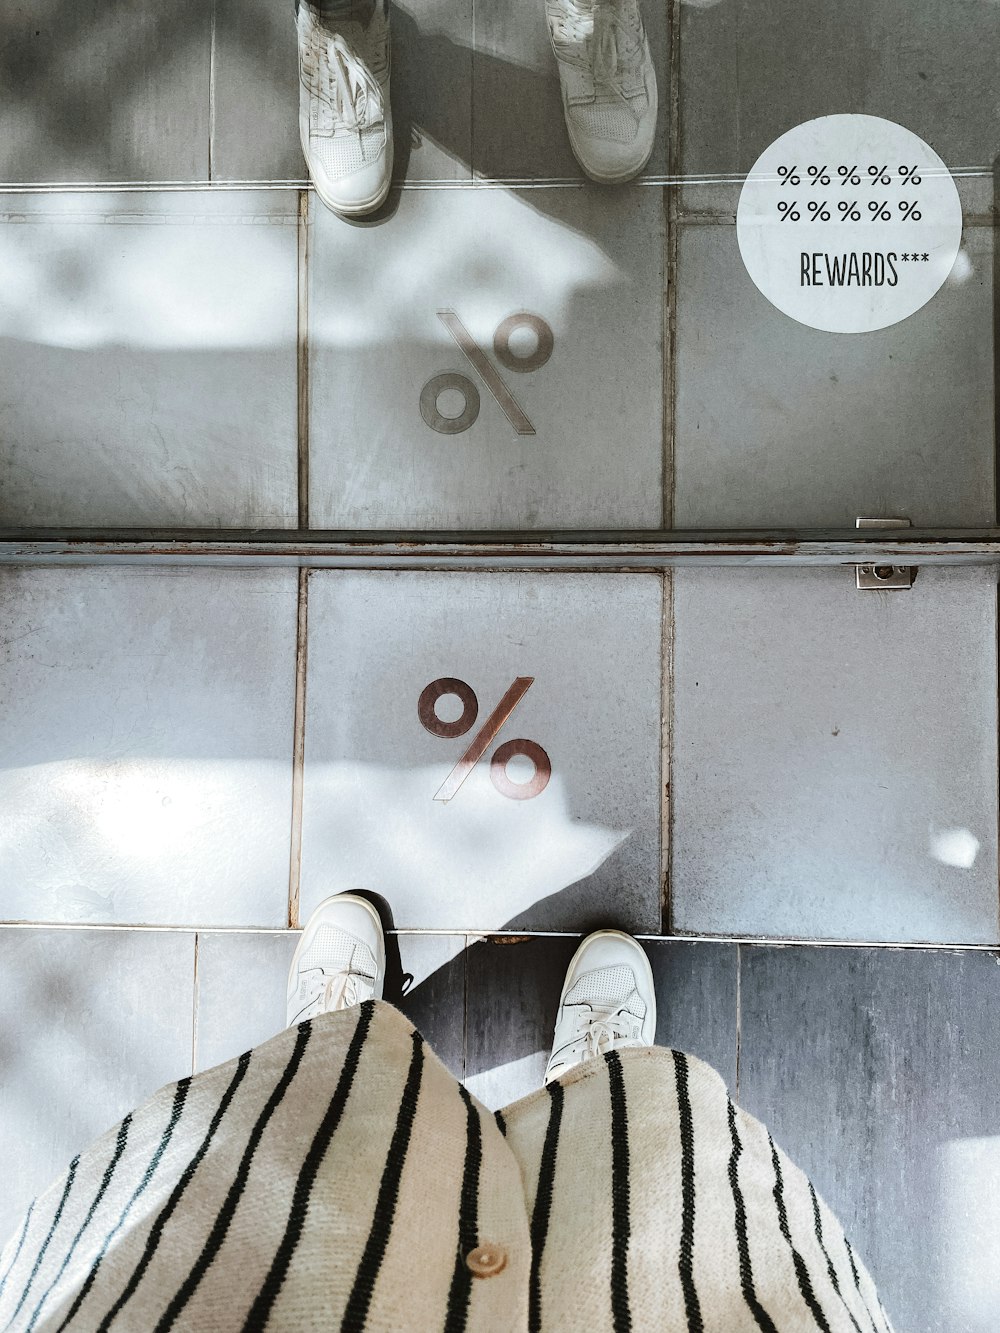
[{"x1": 855, "y1": 517, "x2": 915, "y2": 589}]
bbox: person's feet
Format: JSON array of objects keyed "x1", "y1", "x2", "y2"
[
  {"x1": 296, "y1": 1, "x2": 394, "y2": 217},
  {"x1": 544, "y1": 928, "x2": 656, "y2": 1083},
  {"x1": 545, "y1": 0, "x2": 657, "y2": 184},
  {"x1": 286, "y1": 893, "x2": 386, "y2": 1025}
]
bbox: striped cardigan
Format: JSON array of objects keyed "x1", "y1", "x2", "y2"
[{"x1": 0, "y1": 1001, "x2": 893, "y2": 1332}]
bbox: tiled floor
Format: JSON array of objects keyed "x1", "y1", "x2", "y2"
[
  {"x1": 2, "y1": 0, "x2": 1000, "y2": 1327},
  {"x1": 2, "y1": 926, "x2": 997, "y2": 1333}
]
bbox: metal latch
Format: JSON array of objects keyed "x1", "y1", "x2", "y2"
[{"x1": 855, "y1": 517, "x2": 914, "y2": 590}]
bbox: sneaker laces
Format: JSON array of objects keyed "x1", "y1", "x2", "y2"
[
  {"x1": 551, "y1": 999, "x2": 645, "y2": 1070},
  {"x1": 312, "y1": 33, "x2": 384, "y2": 136},
  {"x1": 294, "y1": 965, "x2": 374, "y2": 1022},
  {"x1": 549, "y1": 0, "x2": 646, "y2": 122}
]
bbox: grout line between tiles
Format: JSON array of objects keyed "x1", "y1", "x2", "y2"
[
  {"x1": 192, "y1": 932, "x2": 201, "y2": 1076},
  {"x1": 664, "y1": 0, "x2": 681, "y2": 529},
  {"x1": 462, "y1": 933, "x2": 470, "y2": 1083},
  {"x1": 0, "y1": 169, "x2": 991, "y2": 193},
  {"x1": 1, "y1": 921, "x2": 997, "y2": 951},
  {"x1": 469, "y1": 0, "x2": 476, "y2": 182},
  {"x1": 734, "y1": 942, "x2": 741, "y2": 1103},
  {"x1": 287, "y1": 567, "x2": 310, "y2": 929},
  {"x1": 660, "y1": 571, "x2": 673, "y2": 931},
  {"x1": 208, "y1": 3, "x2": 217, "y2": 183},
  {"x1": 297, "y1": 189, "x2": 310, "y2": 528}
]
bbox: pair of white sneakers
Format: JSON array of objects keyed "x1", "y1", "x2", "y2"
[
  {"x1": 297, "y1": 0, "x2": 658, "y2": 218},
  {"x1": 287, "y1": 894, "x2": 657, "y2": 1085}
]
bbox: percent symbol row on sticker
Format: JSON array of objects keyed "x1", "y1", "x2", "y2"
[
  {"x1": 420, "y1": 310, "x2": 554, "y2": 437},
  {"x1": 777, "y1": 164, "x2": 922, "y2": 186},
  {"x1": 418, "y1": 676, "x2": 551, "y2": 802},
  {"x1": 777, "y1": 200, "x2": 922, "y2": 221}
]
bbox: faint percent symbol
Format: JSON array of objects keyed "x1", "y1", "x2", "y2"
[
  {"x1": 420, "y1": 310, "x2": 554, "y2": 437},
  {"x1": 418, "y1": 676, "x2": 551, "y2": 803}
]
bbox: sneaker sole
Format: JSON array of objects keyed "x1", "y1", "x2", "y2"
[{"x1": 287, "y1": 892, "x2": 387, "y2": 1006}]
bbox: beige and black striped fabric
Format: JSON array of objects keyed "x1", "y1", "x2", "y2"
[{"x1": 0, "y1": 1001, "x2": 894, "y2": 1332}]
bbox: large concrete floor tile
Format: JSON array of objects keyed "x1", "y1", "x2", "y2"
[
  {"x1": 673, "y1": 221, "x2": 995, "y2": 528},
  {"x1": 307, "y1": 185, "x2": 663, "y2": 529},
  {"x1": 211, "y1": 0, "x2": 304, "y2": 182},
  {"x1": 739, "y1": 945, "x2": 1000, "y2": 1333},
  {"x1": 212, "y1": 0, "x2": 473, "y2": 184},
  {"x1": 0, "y1": 0, "x2": 211, "y2": 183},
  {"x1": 678, "y1": 0, "x2": 1000, "y2": 183},
  {"x1": 472, "y1": 0, "x2": 668, "y2": 181},
  {"x1": 645, "y1": 939, "x2": 737, "y2": 1088},
  {"x1": 464, "y1": 937, "x2": 736, "y2": 1109},
  {"x1": 464, "y1": 936, "x2": 576, "y2": 1108},
  {"x1": 299, "y1": 570, "x2": 663, "y2": 931},
  {"x1": 0, "y1": 927, "x2": 194, "y2": 1246},
  {"x1": 0, "y1": 191, "x2": 299, "y2": 529},
  {"x1": 195, "y1": 927, "x2": 467, "y2": 1078},
  {"x1": 670, "y1": 567, "x2": 999, "y2": 944},
  {"x1": 0, "y1": 567, "x2": 298, "y2": 928}
]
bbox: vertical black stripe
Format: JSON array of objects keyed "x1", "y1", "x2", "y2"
[
  {"x1": 340, "y1": 1028, "x2": 425, "y2": 1331},
  {"x1": 0, "y1": 1201, "x2": 35, "y2": 1304},
  {"x1": 27, "y1": 1115, "x2": 134, "y2": 1333},
  {"x1": 843, "y1": 1238, "x2": 882, "y2": 1333},
  {"x1": 443, "y1": 1084, "x2": 483, "y2": 1333},
  {"x1": 494, "y1": 1109, "x2": 507, "y2": 1138},
  {"x1": 54, "y1": 1079, "x2": 190, "y2": 1333},
  {"x1": 769, "y1": 1134, "x2": 832, "y2": 1333},
  {"x1": 808, "y1": 1181, "x2": 863, "y2": 1333},
  {"x1": 96, "y1": 1051, "x2": 254, "y2": 1333},
  {"x1": 672, "y1": 1051, "x2": 703, "y2": 1333},
  {"x1": 725, "y1": 1100, "x2": 778, "y2": 1333},
  {"x1": 243, "y1": 1004, "x2": 374, "y2": 1330},
  {"x1": 528, "y1": 1080, "x2": 564, "y2": 1333},
  {"x1": 6, "y1": 1156, "x2": 80, "y2": 1326},
  {"x1": 605, "y1": 1051, "x2": 632, "y2": 1333},
  {"x1": 152, "y1": 1023, "x2": 312, "y2": 1333}
]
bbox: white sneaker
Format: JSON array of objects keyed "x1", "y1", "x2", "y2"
[
  {"x1": 544, "y1": 929, "x2": 656, "y2": 1084},
  {"x1": 296, "y1": 2, "x2": 393, "y2": 216},
  {"x1": 545, "y1": 0, "x2": 657, "y2": 184},
  {"x1": 286, "y1": 893, "x2": 386, "y2": 1026}
]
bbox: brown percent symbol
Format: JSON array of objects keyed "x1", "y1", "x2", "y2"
[
  {"x1": 418, "y1": 676, "x2": 551, "y2": 802},
  {"x1": 419, "y1": 310, "x2": 554, "y2": 436}
]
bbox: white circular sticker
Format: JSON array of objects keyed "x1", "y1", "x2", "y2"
[{"x1": 736, "y1": 115, "x2": 962, "y2": 333}]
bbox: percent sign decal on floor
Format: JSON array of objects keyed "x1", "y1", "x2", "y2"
[
  {"x1": 419, "y1": 310, "x2": 554, "y2": 437},
  {"x1": 418, "y1": 676, "x2": 551, "y2": 802}
]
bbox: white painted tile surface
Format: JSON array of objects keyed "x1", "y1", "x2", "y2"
[
  {"x1": 308, "y1": 185, "x2": 663, "y2": 528},
  {"x1": 300, "y1": 571, "x2": 663, "y2": 930},
  {"x1": 0, "y1": 927, "x2": 194, "y2": 1245},
  {"x1": 671, "y1": 567, "x2": 1000, "y2": 943},
  {"x1": 0, "y1": 567, "x2": 298, "y2": 927},
  {"x1": 673, "y1": 223, "x2": 995, "y2": 528},
  {"x1": 0, "y1": 192, "x2": 299, "y2": 529}
]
